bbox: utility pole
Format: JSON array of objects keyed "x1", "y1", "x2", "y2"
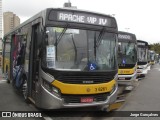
[{"x1": 125, "y1": 28, "x2": 130, "y2": 32}]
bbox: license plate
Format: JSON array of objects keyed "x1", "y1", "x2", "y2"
[
  {"x1": 137, "y1": 70, "x2": 141, "y2": 73},
  {"x1": 118, "y1": 77, "x2": 125, "y2": 80},
  {"x1": 81, "y1": 97, "x2": 93, "y2": 103}
]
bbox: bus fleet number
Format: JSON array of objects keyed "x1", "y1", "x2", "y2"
[{"x1": 95, "y1": 87, "x2": 107, "y2": 92}]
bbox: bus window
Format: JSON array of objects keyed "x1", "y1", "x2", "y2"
[
  {"x1": 43, "y1": 27, "x2": 117, "y2": 71},
  {"x1": 118, "y1": 41, "x2": 137, "y2": 64}
]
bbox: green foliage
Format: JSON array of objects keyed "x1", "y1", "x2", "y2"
[{"x1": 149, "y1": 43, "x2": 160, "y2": 54}]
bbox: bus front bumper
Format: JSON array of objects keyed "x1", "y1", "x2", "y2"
[
  {"x1": 137, "y1": 64, "x2": 149, "y2": 75},
  {"x1": 36, "y1": 84, "x2": 118, "y2": 110},
  {"x1": 137, "y1": 68, "x2": 148, "y2": 75},
  {"x1": 118, "y1": 71, "x2": 137, "y2": 86}
]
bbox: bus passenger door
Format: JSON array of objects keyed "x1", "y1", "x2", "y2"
[{"x1": 29, "y1": 24, "x2": 40, "y2": 100}]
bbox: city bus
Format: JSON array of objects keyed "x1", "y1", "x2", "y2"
[
  {"x1": 2, "y1": 8, "x2": 118, "y2": 110},
  {"x1": 117, "y1": 31, "x2": 137, "y2": 89},
  {"x1": 155, "y1": 53, "x2": 159, "y2": 63},
  {"x1": 147, "y1": 50, "x2": 151, "y2": 70},
  {"x1": 137, "y1": 40, "x2": 149, "y2": 77},
  {"x1": 150, "y1": 50, "x2": 156, "y2": 65}
]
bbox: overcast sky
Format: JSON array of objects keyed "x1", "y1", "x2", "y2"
[{"x1": 2, "y1": 0, "x2": 160, "y2": 44}]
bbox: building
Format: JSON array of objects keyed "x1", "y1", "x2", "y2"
[{"x1": 3, "y1": 12, "x2": 20, "y2": 35}]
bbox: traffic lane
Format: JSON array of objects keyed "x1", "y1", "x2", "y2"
[
  {"x1": 120, "y1": 64, "x2": 160, "y2": 111},
  {"x1": 112, "y1": 65, "x2": 160, "y2": 120}
]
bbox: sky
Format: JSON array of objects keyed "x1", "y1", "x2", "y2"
[{"x1": 2, "y1": 0, "x2": 160, "y2": 44}]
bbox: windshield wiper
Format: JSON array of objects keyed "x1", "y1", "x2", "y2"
[
  {"x1": 55, "y1": 24, "x2": 69, "y2": 46},
  {"x1": 55, "y1": 24, "x2": 69, "y2": 61},
  {"x1": 94, "y1": 27, "x2": 105, "y2": 58},
  {"x1": 71, "y1": 34, "x2": 77, "y2": 63},
  {"x1": 94, "y1": 28, "x2": 106, "y2": 59},
  {"x1": 96, "y1": 27, "x2": 106, "y2": 47},
  {"x1": 94, "y1": 31, "x2": 97, "y2": 58}
]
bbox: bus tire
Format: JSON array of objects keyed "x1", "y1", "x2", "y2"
[
  {"x1": 5, "y1": 66, "x2": 10, "y2": 83},
  {"x1": 22, "y1": 76, "x2": 30, "y2": 103}
]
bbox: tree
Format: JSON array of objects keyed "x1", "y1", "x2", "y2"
[{"x1": 149, "y1": 43, "x2": 160, "y2": 54}]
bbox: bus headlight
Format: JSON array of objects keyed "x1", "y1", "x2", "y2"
[
  {"x1": 43, "y1": 79, "x2": 52, "y2": 91},
  {"x1": 42, "y1": 79, "x2": 60, "y2": 97},
  {"x1": 52, "y1": 86, "x2": 60, "y2": 95}
]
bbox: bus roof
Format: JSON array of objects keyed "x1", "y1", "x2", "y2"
[
  {"x1": 137, "y1": 40, "x2": 148, "y2": 46},
  {"x1": 4, "y1": 8, "x2": 117, "y2": 37}
]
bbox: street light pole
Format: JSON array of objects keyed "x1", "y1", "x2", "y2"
[{"x1": 125, "y1": 28, "x2": 130, "y2": 32}]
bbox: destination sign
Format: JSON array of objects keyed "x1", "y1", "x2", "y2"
[
  {"x1": 137, "y1": 42, "x2": 146, "y2": 46},
  {"x1": 49, "y1": 10, "x2": 114, "y2": 27},
  {"x1": 118, "y1": 34, "x2": 132, "y2": 40}
]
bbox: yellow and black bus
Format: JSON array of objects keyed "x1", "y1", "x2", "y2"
[
  {"x1": 147, "y1": 50, "x2": 151, "y2": 70},
  {"x1": 150, "y1": 50, "x2": 156, "y2": 65},
  {"x1": 137, "y1": 40, "x2": 149, "y2": 77},
  {"x1": 2, "y1": 8, "x2": 118, "y2": 109},
  {"x1": 117, "y1": 31, "x2": 137, "y2": 88},
  {"x1": 155, "y1": 53, "x2": 159, "y2": 63}
]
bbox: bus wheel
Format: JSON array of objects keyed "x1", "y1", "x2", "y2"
[
  {"x1": 22, "y1": 78, "x2": 29, "y2": 102},
  {"x1": 5, "y1": 71, "x2": 9, "y2": 81},
  {"x1": 5, "y1": 68, "x2": 10, "y2": 83}
]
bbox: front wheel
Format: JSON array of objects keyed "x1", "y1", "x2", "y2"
[{"x1": 5, "y1": 70, "x2": 10, "y2": 83}]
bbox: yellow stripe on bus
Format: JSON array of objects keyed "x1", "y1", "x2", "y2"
[
  {"x1": 118, "y1": 67, "x2": 136, "y2": 75},
  {"x1": 52, "y1": 80, "x2": 116, "y2": 94}
]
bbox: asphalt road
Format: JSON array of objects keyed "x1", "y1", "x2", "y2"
[
  {"x1": 114, "y1": 64, "x2": 160, "y2": 120},
  {"x1": 119, "y1": 64, "x2": 160, "y2": 111},
  {"x1": 0, "y1": 64, "x2": 160, "y2": 120}
]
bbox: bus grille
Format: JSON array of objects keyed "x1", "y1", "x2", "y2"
[
  {"x1": 118, "y1": 77, "x2": 131, "y2": 80},
  {"x1": 55, "y1": 73, "x2": 113, "y2": 84},
  {"x1": 62, "y1": 93, "x2": 109, "y2": 103}
]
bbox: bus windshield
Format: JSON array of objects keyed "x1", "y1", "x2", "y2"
[
  {"x1": 118, "y1": 42, "x2": 137, "y2": 65},
  {"x1": 138, "y1": 47, "x2": 148, "y2": 62},
  {"x1": 150, "y1": 52, "x2": 155, "y2": 61},
  {"x1": 42, "y1": 27, "x2": 117, "y2": 71}
]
